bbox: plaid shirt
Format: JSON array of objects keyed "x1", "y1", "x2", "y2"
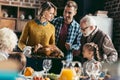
[{"x1": 51, "y1": 16, "x2": 82, "y2": 51}]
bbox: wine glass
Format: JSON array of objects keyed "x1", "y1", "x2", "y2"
[
  {"x1": 42, "y1": 59, "x2": 52, "y2": 77},
  {"x1": 86, "y1": 61, "x2": 102, "y2": 80},
  {"x1": 73, "y1": 61, "x2": 82, "y2": 80},
  {"x1": 85, "y1": 62, "x2": 93, "y2": 79}
]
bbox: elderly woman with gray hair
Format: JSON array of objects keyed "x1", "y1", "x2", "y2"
[{"x1": 0, "y1": 27, "x2": 18, "y2": 61}]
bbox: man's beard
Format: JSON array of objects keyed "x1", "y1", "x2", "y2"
[
  {"x1": 83, "y1": 30, "x2": 93, "y2": 37},
  {"x1": 64, "y1": 17, "x2": 72, "y2": 24}
]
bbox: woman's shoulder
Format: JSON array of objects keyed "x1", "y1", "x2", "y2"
[
  {"x1": 27, "y1": 20, "x2": 36, "y2": 24},
  {"x1": 47, "y1": 22, "x2": 55, "y2": 28}
]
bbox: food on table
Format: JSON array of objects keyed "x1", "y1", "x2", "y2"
[
  {"x1": 47, "y1": 73, "x2": 58, "y2": 80},
  {"x1": 33, "y1": 76, "x2": 43, "y2": 80},
  {"x1": 32, "y1": 45, "x2": 64, "y2": 58},
  {"x1": 24, "y1": 67, "x2": 34, "y2": 76},
  {"x1": 33, "y1": 76, "x2": 50, "y2": 80},
  {"x1": 44, "y1": 77, "x2": 50, "y2": 80}
]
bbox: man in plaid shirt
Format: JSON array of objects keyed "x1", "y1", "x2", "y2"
[{"x1": 51, "y1": 1, "x2": 82, "y2": 60}]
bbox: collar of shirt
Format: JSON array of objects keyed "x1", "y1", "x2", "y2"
[
  {"x1": 34, "y1": 19, "x2": 48, "y2": 26},
  {"x1": 70, "y1": 19, "x2": 76, "y2": 26},
  {"x1": 87, "y1": 58, "x2": 96, "y2": 63},
  {"x1": 90, "y1": 26, "x2": 98, "y2": 36}
]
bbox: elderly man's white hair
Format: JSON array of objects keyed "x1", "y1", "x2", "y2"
[
  {"x1": 80, "y1": 15, "x2": 96, "y2": 27},
  {"x1": 0, "y1": 28, "x2": 18, "y2": 51}
]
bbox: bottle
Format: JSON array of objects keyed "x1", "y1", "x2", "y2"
[{"x1": 59, "y1": 60, "x2": 75, "y2": 80}]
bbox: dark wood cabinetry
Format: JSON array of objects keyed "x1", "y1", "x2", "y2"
[
  {"x1": 18, "y1": 7, "x2": 36, "y2": 20},
  {"x1": 0, "y1": 17, "x2": 16, "y2": 30},
  {"x1": 17, "y1": 20, "x2": 27, "y2": 32},
  {"x1": 0, "y1": 4, "x2": 36, "y2": 32},
  {"x1": 1, "y1": 5, "x2": 17, "y2": 18}
]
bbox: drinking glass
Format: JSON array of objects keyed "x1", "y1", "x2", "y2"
[
  {"x1": 86, "y1": 61, "x2": 102, "y2": 80},
  {"x1": 85, "y1": 62, "x2": 93, "y2": 79},
  {"x1": 42, "y1": 59, "x2": 52, "y2": 77},
  {"x1": 73, "y1": 61, "x2": 82, "y2": 80}
]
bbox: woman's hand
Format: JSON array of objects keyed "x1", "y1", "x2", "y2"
[{"x1": 33, "y1": 44, "x2": 43, "y2": 53}]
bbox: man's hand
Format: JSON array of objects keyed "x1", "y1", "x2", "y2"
[
  {"x1": 65, "y1": 43, "x2": 71, "y2": 50},
  {"x1": 72, "y1": 50, "x2": 80, "y2": 56}
]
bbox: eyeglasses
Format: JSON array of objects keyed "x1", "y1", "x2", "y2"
[{"x1": 81, "y1": 26, "x2": 89, "y2": 31}]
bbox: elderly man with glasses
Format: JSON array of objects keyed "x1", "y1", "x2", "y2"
[{"x1": 79, "y1": 15, "x2": 118, "y2": 64}]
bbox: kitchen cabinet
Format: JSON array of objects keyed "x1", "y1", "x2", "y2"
[
  {"x1": 0, "y1": 5, "x2": 36, "y2": 31},
  {"x1": 0, "y1": 17, "x2": 16, "y2": 30}
]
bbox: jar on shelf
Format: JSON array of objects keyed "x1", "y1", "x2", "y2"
[
  {"x1": 3, "y1": 12, "x2": 8, "y2": 18},
  {"x1": 20, "y1": 14, "x2": 25, "y2": 20},
  {"x1": 28, "y1": 15, "x2": 32, "y2": 20}
]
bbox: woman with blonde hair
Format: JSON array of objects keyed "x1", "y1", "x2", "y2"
[
  {"x1": 18, "y1": 1, "x2": 57, "y2": 57},
  {"x1": 18, "y1": 1, "x2": 57, "y2": 71}
]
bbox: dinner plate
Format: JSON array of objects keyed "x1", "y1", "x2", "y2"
[{"x1": 25, "y1": 76, "x2": 33, "y2": 80}]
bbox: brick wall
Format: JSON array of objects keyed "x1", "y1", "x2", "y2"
[
  {"x1": 104, "y1": 0, "x2": 120, "y2": 57},
  {"x1": 0, "y1": 0, "x2": 47, "y2": 8},
  {"x1": 0, "y1": 0, "x2": 66, "y2": 16}
]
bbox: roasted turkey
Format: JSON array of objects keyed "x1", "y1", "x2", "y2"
[{"x1": 32, "y1": 45, "x2": 64, "y2": 58}]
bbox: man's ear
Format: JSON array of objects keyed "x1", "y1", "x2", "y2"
[
  {"x1": 90, "y1": 26, "x2": 94, "y2": 30},
  {"x1": 74, "y1": 10, "x2": 77, "y2": 16}
]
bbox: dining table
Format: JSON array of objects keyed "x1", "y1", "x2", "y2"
[{"x1": 26, "y1": 56, "x2": 66, "y2": 74}]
